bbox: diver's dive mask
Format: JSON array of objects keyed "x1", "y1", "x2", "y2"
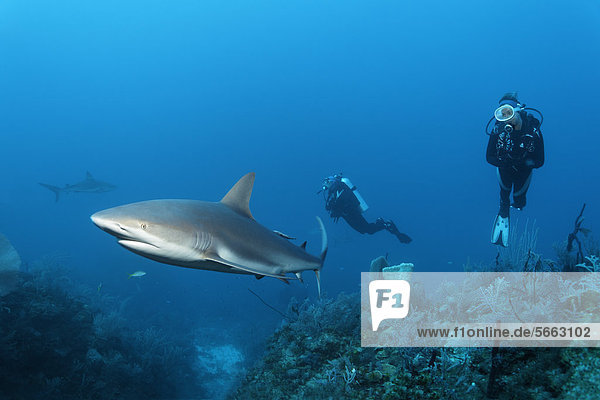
[
  {"x1": 494, "y1": 102, "x2": 522, "y2": 122},
  {"x1": 485, "y1": 98, "x2": 544, "y2": 136}
]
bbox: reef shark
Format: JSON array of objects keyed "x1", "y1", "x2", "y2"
[
  {"x1": 90, "y1": 173, "x2": 328, "y2": 295},
  {"x1": 39, "y1": 172, "x2": 116, "y2": 202}
]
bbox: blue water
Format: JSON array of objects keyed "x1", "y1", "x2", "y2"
[{"x1": 1, "y1": 0, "x2": 599, "y2": 397}]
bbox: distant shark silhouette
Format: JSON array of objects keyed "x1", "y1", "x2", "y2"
[
  {"x1": 39, "y1": 172, "x2": 116, "y2": 202},
  {"x1": 91, "y1": 172, "x2": 328, "y2": 295}
]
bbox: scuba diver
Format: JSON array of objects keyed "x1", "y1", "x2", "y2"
[
  {"x1": 485, "y1": 92, "x2": 545, "y2": 247},
  {"x1": 318, "y1": 173, "x2": 412, "y2": 243}
]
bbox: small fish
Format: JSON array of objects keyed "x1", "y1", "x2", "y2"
[
  {"x1": 97, "y1": 282, "x2": 103, "y2": 293},
  {"x1": 128, "y1": 271, "x2": 146, "y2": 279}
]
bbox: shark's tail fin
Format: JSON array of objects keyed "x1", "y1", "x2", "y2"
[
  {"x1": 314, "y1": 216, "x2": 328, "y2": 298},
  {"x1": 39, "y1": 183, "x2": 62, "y2": 202}
]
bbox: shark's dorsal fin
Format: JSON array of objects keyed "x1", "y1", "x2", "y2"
[
  {"x1": 220, "y1": 172, "x2": 255, "y2": 219},
  {"x1": 86, "y1": 171, "x2": 94, "y2": 180}
]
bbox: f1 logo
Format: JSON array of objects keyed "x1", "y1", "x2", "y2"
[{"x1": 369, "y1": 280, "x2": 410, "y2": 331}]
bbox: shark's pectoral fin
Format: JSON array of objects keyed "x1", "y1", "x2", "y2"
[
  {"x1": 251, "y1": 276, "x2": 289, "y2": 284},
  {"x1": 204, "y1": 252, "x2": 292, "y2": 281}
]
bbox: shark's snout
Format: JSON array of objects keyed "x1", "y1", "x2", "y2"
[
  {"x1": 91, "y1": 211, "x2": 127, "y2": 237},
  {"x1": 92, "y1": 208, "x2": 163, "y2": 256},
  {"x1": 91, "y1": 212, "x2": 109, "y2": 229}
]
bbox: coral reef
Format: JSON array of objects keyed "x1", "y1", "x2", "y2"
[
  {"x1": 0, "y1": 233, "x2": 21, "y2": 296},
  {"x1": 496, "y1": 219, "x2": 541, "y2": 272},
  {"x1": 196, "y1": 342, "x2": 246, "y2": 399},
  {"x1": 560, "y1": 347, "x2": 600, "y2": 400},
  {"x1": 230, "y1": 253, "x2": 600, "y2": 399},
  {"x1": 0, "y1": 265, "x2": 201, "y2": 400},
  {"x1": 2, "y1": 227, "x2": 598, "y2": 399},
  {"x1": 382, "y1": 263, "x2": 414, "y2": 274},
  {"x1": 369, "y1": 256, "x2": 389, "y2": 273}
]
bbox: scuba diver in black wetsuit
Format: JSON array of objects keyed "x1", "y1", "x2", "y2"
[
  {"x1": 486, "y1": 92, "x2": 545, "y2": 247},
  {"x1": 318, "y1": 173, "x2": 412, "y2": 244}
]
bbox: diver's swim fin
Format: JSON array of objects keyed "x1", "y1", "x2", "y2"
[{"x1": 491, "y1": 214, "x2": 509, "y2": 247}]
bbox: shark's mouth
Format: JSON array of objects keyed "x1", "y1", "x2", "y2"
[
  {"x1": 102, "y1": 226, "x2": 160, "y2": 251},
  {"x1": 117, "y1": 239, "x2": 160, "y2": 252}
]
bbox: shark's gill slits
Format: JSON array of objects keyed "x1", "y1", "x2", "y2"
[{"x1": 194, "y1": 231, "x2": 212, "y2": 252}]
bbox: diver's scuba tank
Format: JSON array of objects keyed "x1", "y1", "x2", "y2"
[{"x1": 341, "y1": 177, "x2": 369, "y2": 213}]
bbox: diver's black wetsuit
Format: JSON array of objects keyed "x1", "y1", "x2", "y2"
[
  {"x1": 325, "y1": 179, "x2": 382, "y2": 233},
  {"x1": 486, "y1": 111, "x2": 545, "y2": 217},
  {"x1": 324, "y1": 179, "x2": 412, "y2": 243}
]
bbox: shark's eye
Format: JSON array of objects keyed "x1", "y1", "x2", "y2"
[{"x1": 141, "y1": 223, "x2": 147, "y2": 230}]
